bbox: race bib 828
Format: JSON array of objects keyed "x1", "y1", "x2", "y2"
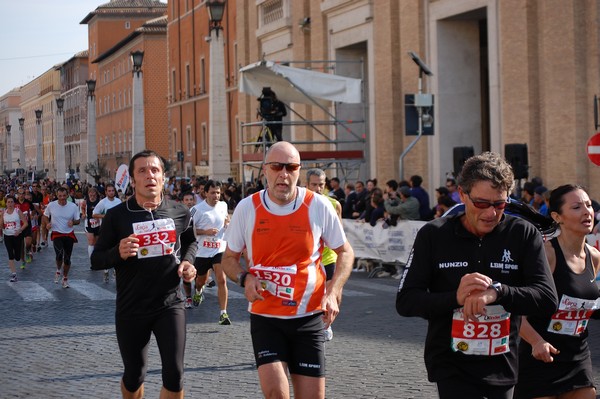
[{"x1": 451, "y1": 305, "x2": 511, "y2": 356}]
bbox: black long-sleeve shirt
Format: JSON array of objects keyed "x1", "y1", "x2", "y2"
[
  {"x1": 396, "y1": 213, "x2": 557, "y2": 385},
  {"x1": 91, "y1": 197, "x2": 197, "y2": 319}
]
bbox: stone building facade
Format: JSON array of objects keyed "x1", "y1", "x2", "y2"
[
  {"x1": 19, "y1": 67, "x2": 62, "y2": 179},
  {"x1": 59, "y1": 50, "x2": 89, "y2": 179},
  {"x1": 0, "y1": 90, "x2": 22, "y2": 172},
  {"x1": 234, "y1": 0, "x2": 600, "y2": 198}
]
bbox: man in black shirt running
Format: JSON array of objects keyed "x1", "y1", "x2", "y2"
[
  {"x1": 396, "y1": 152, "x2": 557, "y2": 399},
  {"x1": 91, "y1": 150, "x2": 197, "y2": 399}
]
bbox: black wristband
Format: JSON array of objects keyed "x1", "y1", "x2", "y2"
[{"x1": 237, "y1": 271, "x2": 249, "y2": 287}]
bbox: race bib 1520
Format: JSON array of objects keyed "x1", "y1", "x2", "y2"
[{"x1": 249, "y1": 264, "x2": 297, "y2": 300}]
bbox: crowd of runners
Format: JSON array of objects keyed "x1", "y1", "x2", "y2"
[{"x1": 4, "y1": 145, "x2": 600, "y2": 399}]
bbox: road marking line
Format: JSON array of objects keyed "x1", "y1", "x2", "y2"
[
  {"x1": 346, "y1": 279, "x2": 398, "y2": 294},
  {"x1": 342, "y1": 289, "x2": 374, "y2": 297},
  {"x1": 203, "y1": 287, "x2": 246, "y2": 299},
  {"x1": 67, "y1": 280, "x2": 116, "y2": 300},
  {"x1": 7, "y1": 281, "x2": 57, "y2": 301}
]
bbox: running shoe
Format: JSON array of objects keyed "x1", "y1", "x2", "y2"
[
  {"x1": 9, "y1": 273, "x2": 17, "y2": 282},
  {"x1": 25, "y1": 253, "x2": 32, "y2": 263},
  {"x1": 62, "y1": 277, "x2": 69, "y2": 289},
  {"x1": 219, "y1": 313, "x2": 232, "y2": 325},
  {"x1": 192, "y1": 289, "x2": 204, "y2": 307},
  {"x1": 103, "y1": 270, "x2": 109, "y2": 283},
  {"x1": 324, "y1": 326, "x2": 334, "y2": 341},
  {"x1": 207, "y1": 279, "x2": 216, "y2": 288},
  {"x1": 54, "y1": 271, "x2": 61, "y2": 284},
  {"x1": 37, "y1": 246, "x2": 41, "y2": 252},
  {"x1": 185, "y1": 297, "x2": 193, "y2": 309},
  {"x1": 20, "y1": 262, "x2": 26, "y2": 270},
  {"x1": 40, "y1": 241, "x2": 47, "y2": 248}
]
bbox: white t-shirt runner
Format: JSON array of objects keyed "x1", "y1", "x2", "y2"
[
  {"x1": 94, "y1": 197, "x2": 122, "y2": 218},
  {"x1": 191, "y1": 200, "x2": 228, "y2": 258},
  {"x1": 44, "y1": 201, "x2": 80, "y2": 234}
]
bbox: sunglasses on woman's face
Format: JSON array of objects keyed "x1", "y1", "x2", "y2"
[
  {"x1": 467, "y1": 193, "x2": 508, "y2": 210},
  {"x1": 265, "y1": 162, "x2": 301, "y2": 172}
]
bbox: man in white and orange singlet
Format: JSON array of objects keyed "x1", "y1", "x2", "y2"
[{"x1": 222, "y1": 141, "x2": 354, "y2": 399}]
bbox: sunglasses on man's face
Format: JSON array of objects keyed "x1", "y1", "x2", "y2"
[
  {"x1": 467, "y1": 193, "x2": 508, "y2": 210},
  {"x1": 265, "y1": 162, "x2": 301, "y2": 172}
]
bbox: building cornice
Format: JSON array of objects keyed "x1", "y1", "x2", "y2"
[
  {"x1": 91, "y1": 15, "x2": 167, "y2": 64},
  {"x1": 80, "y1": 0, "x2": 167, "y2": 24}
]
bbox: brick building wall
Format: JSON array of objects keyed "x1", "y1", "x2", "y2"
[
  {"x1": 167, "y1": 0, "x2": 238, "y2": 178},
  {"x1": 82, "y1": 1, "x2": 168, "y2": 81},
  {"x1": 94, "y1": 20, "x2": 169, "y2": 176}
]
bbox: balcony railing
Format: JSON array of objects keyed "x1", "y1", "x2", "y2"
[{"x1": 260, "y1": 0, "x2": 284, "y2": 27}]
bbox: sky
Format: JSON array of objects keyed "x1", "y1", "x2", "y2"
[{"x1": 0, "y1": 0, "x2": 103, "y2": 95}]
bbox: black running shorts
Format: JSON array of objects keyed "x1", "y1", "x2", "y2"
[
  {"x1": 85, "y1": 225, "x2": 100, "y2": 236},
  {"x1": 250, "y1": 313, "x2": 325, "y2": 377},
  {"x1": 194, "y1": 252, "x2": 223, "y2": 275}
]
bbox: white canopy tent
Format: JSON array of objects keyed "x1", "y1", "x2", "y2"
[
  {"x1": 238, "y1": 60, "x2": 366, "y2": 188},
  {"x1": 239, "y1": 60, "x2": 362, "y2": 106}
]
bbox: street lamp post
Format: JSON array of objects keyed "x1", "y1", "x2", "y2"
[
  {"x1": 18, "y1": 118, "x2": 25, "y2": 172},
  {"x1": 86, "y1": 79, "x2": 97, "y2": 181},
  {"x1": 206, "y1": 0, "x2": 230, "y2": 181},
  {"x1": 56, "y1": 98, "x2": 66, "y2": 182},
  {"x1": 2, "y1": 124, "x2": 9, "y2": 172},
  {"x1": 5, "y1": 123, "x2": 12, "y2": 171},
  {"x1": 131, "y1": 50, "x2": 145, "y2": 154},
  {"x1": 35, "y1": 109, "x2": 43, "y2": 174}
]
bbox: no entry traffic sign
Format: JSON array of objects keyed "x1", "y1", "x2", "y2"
[{"x1": 587, "y1": 133, "x2": 600, "y2": 166}]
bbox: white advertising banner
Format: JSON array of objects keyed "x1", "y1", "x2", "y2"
[
  {"x1": 342, "y1": 219, "x2": 426, "y2": 264},
  {"x1": 115, "y1": 164, "x2": 130, "y2": 194}
]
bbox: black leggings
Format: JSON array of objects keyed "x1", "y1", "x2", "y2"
[
  {"x1": 52, "y1": 236, "x2": 75, "y2": 265},
  {"x1": 116, "y1": 307, "x2": 186, "y2": 393},
  {"x1": 4, "y1": 235, "x2": 23, "y2": 261}
]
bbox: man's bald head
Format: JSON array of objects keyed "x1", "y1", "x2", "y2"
[{"x1": 265, "y1": 141, "x2": 300, "y2": 164}]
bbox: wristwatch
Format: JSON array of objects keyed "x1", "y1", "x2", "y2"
[
  {"x1": 488, "y1": 281, "x2": 503, "y2": 300},
  {"x1": 237, "y1": 271, "x2": 249, "y2": 287}
]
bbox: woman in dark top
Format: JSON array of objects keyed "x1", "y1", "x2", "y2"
[
  {"x1": 516, "y1": 184, "x2": 600, "y2": 399},
  {"x1": 368, "y1": 189, "x2": 385, "y2": 226}
]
